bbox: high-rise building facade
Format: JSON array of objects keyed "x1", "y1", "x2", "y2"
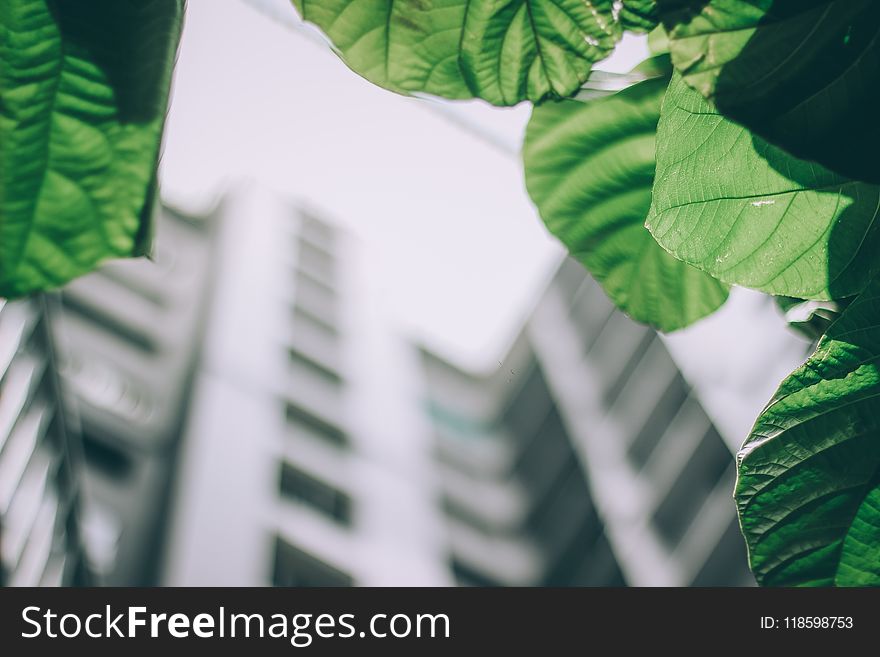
[
  {"x1": 163, "y1": 187, "x2": 450, "y2": 586},
  {"x1": 0, "y1": 297, "x2": 87, "y2": 586},
  {"x1": 421, "y1": 338, "x2": 626, "y2": 586},
  {"x1": 49, "y1": 205, "x2": 220, "y2": 585},
  {"x1": 418, "y1": 258, "x2": 751, "y2": 586}
]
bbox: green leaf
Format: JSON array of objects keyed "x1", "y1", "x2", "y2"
[
  {"x1": 293, "y1": 0, "x2": 627, "y2": 105},
  {"x1": 736, "y1": 276, "x2": 880, "y2": 586},
  {"x1": 524, "y1": 68, "x2": 728, "y2": 331},
  {"x1": 619, "y1": 0, "x2": 658, "y2": 33},
  {"x1": 0, "y1": 0, "x2": 183, "y2": 298},
  {"x1": 660, "y1": 0, "x2": 880, "y2": 184},
  {"x1": 646, "y1": 73, "x2": 880, "y2": 301}
]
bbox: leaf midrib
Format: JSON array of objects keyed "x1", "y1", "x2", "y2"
[{"x1": 653, "y1": 179, "x2": 861, "y2": 215}]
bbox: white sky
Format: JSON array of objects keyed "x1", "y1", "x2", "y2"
[{"x1": 159, "y1": 0, "x2": 810, "y2": 446}]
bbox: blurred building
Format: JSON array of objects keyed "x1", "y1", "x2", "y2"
[
  {"x1": 536, "y1": 260, "x2": 753, "y2": 585},
  {"x1": 163, "y1": 188, "x2": 450, "y2": 586},
  {"x1": 0, "y1": 297, "x2": 87, "y2": 586},
  {"x1": 50, "y1": 206, "x2": 219, "y2": 585},
  {"x1": 421, "y1": 339, "x2": 625, "y2": 586},
  {"x1": 424, "y1": 259, "x2": 752, "y2": 587}
]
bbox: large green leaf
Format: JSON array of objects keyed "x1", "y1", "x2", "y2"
[
  {"x1": 0, "y1": 0, "x2": 183, "y2": 298},
  {"x1": 659, "y1": 0, "x2": 880, "y2": 184},
  {"x1": 736, "y1": 276, "x2": 880, "y2": 586},
  {"x1": 292, "y1": 0, "x2": 633, "y2": 105},
  {"x1": 646, "y1": 73, "x2": 880, "y2": 301},
  {"x1": 524, "y1": 70, "x2": 728, "y2": 331}
]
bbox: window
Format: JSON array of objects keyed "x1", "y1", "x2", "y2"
[
  {"x1": 296, "y1": 266, "x2": 335, "y2": 299},
  {"x1": 61, "y1": 293, "x2": 158, "y2": 353},
  {"x1": 585, "y1": 314, "x2": 651, "y2": 404},
  {"x1": 690, "y1": 516, "x2": 752, "y2": 586},
  {"x1": 299, "y1": 216, "x2": 337, "y2": 252},
  {"x1": 600, "y1": 328, "x2": 655, "y2": 406},
  {"x1": 272, "y1": 537, "x2": 352, "y2": 587},
  {"x1": 294, "y1": 270, "x2": 337, "y2": 327},
  {"x1": 513, "y1": 405, "x2": 570, "y2": 488},
  {"x1": 627, "y1": 375, "x2": 690, "y2": 469},
  {"x1": 425, "y1": 400, "x2": 494, "y2": 441},
  {"x1": 652, "y1": 428, "x2": 733, "y2": 547},
  {"x1": 450, "y1": 557, "x2": 502, "y2": 587},
  {"x1": 292, "y1": 304, "x2": 338, "y2": 339},
  {"x1": 500, "y1": 362, "x2": 552, "y2": 441},
  {"x1": 279, "y1": 462, "x2": 351, "y2": 525},
  {"x1": 545, "y1": 519, "x2": 614, "y2": 586},
  {"x1": 81, "y1": 433, "x2": 133, "y2": 480},
  {"x1": 297, "y1": 238, "x2": 335, "y2": 283},
  {"x1": 61, "y1": 356, "x2": 152, "y2": 423},
  {"x1": 440, "y1": 496, "x2": 491, "y2": 532},
  {"x1": 95, "y1": 265, "x2": 166, "y2": 308},
  {"x1": 552, "y1": 531, "x2": 627, "y2": 586},
  {"x1": 288, "y1": 347, "x2": 342, "y2": 388},
  {"x1": 284, "y1": 401, "x2": 348, "y2": 447},
  {"x1": 525, "y1": 458, "x2": 593, "y2": 540},
  {"x1": 569, "y1": 279, "x2": 615, "y2": 352},
  {"x1": 553, "y1": 258, "x2": 589, "y2": 304}
]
